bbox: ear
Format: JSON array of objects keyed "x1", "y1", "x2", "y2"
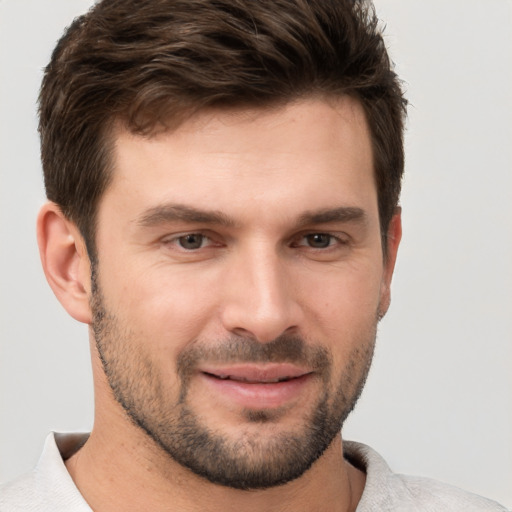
[
  {"x1": 378, "y1": 208, "x2": 402, "y2": 319},
  {"x1": 37, "y1": 202, "x2": 93, "y2": 324}
]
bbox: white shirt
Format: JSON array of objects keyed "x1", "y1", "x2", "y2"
[{"x1": 0, "y1": 432, "x2": 508, "y2": 511}]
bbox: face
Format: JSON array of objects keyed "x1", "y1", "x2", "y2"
[{"x1": 90, "y1": 97, "x2": 399, "y2": 489}]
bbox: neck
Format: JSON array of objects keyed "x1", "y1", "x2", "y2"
[
  {"x1": 65, "y1": 417, "x2": 365, "y2": 512},
  {"x1": 67, "y1": 351, "x2": 365, "y2": 511}
]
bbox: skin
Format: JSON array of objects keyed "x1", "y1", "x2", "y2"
[{"x1": 37, "y1": 96, "x2": 401, "y2": 512}]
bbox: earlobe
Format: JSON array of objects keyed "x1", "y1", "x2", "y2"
[
  {"x1": 378, "y1": 208, "x2": 402, "y2": 319},
  {"x1": 37, "y1": 202, "x2": 93, "y2": 324}
]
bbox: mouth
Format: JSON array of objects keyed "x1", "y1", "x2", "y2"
[
  {"x1": 204, "y1": 373, "x2": 297, "y2": 383},
  {"x1": 197, "y1": 364, "x2": 314, "y2": 409},
  {"x1": 200, "y1": 363, "x2": 312, "y2": 383}
]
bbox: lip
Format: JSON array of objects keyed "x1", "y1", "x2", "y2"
[
  {"x1": 198, "y1": 363, "x2": 314, "y2": 409},
  {"x1": 201, "y1": 363, "x2": 311, "y2": 382}
]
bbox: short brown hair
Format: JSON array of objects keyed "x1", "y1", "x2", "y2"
[{"x1": 39, "y1": 0, "x2": 407, "y2": 259}]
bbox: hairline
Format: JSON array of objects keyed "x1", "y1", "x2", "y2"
[{"x1": 80, "y1": 92, "x2": 394, "y2": 264}]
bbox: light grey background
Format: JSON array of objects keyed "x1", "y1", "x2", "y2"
[{"x1": 1, "y1": 0, "x2": 511, "y2": 507}]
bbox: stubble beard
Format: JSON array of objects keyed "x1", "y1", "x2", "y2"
[{"x1": 90, "y1": 274, "x2": 377, "y2": 490}]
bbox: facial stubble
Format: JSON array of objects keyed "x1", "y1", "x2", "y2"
[{"x1": 90, "y1": 273, "x2": 377, "y2": 490}]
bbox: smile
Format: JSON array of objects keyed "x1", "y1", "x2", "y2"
[
  {"x1": 200, "y1": 362, "x2": 312, "y2": 382},
  {"x1": 198, "y1": 364, "x2": 315, "y2": 409},
  {"x1": 204, "y1": 373, "x2": 298, "y2": 383}
]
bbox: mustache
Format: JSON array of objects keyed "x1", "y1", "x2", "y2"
[{"x1": 176, "y1": 334, "x2": 332, "y2": 378}]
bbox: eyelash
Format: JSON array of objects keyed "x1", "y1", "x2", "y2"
[
  {"x1": 293, "y1": 233, "x2": 348, "y2": 250},
  {"x1": 163, "y1": 233, "x2": 218, "y2": 251},
  {"x1": 162, "y1": 231, "x2": 349, "y2": 252}
]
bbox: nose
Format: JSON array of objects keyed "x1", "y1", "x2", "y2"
[{"x1": 220, "y1": 244, "x2": 303, "y2": 343}]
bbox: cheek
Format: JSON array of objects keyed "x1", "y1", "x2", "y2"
[
  {"x1": 301, "y1": 262, "x2": 382, "y2": 352},
  {"x1": 103, "y1": 264, "x2": 221, "y2": 355},
  {"x1": 303, "y1": 260, "x2": 383, "y2": 318}
]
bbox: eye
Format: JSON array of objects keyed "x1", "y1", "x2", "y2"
[
  {"x1": 303, "y1": 233, "x2": 336, "y2": 249},
  {"x1": 295, "y1": 233, "x2": 345, "y2": 249},
  {"x1": 176, "y1": 233, "x2": 209, "y2": 250},
  {"x1": 160, "y1": 231, "x2": 224, "y2": 261},
  {"x1": 291, "y1": 232, "x2": 350, "y2": 261}
]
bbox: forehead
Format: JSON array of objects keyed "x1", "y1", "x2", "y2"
[{"x1": 101, "y1": 97, "x2": 376, "y2": 226}]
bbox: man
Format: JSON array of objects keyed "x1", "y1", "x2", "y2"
[{"x1": 0, "y1": 0, "x2": 508, "y2": 510}]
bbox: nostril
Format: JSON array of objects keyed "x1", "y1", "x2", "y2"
[{"x1": 219, "y1": 268, "x2": 303, "y2": 343}]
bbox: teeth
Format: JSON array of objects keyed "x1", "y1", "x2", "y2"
[{"x1": 212, "y1": 373, "x2": 292, "y2": 383}]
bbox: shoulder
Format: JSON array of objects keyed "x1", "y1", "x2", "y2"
[
  {"x1": 396, "y1": 473, "x2": 509, "y2": 512},
  {"x1": 344, "y1": 441, "x2": 509, "y2": 512},
  {"x1": 0, "y1": 432, "x2": 91, "y2": 512},
  {"x1": 0, "y1": 470, "x2": 42, "y2": 511}
]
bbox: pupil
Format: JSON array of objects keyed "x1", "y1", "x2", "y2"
[
  {"x1": 308, "y1": 234, "x2": 330, "y2": 248},
  {"x1": 180, "y1": 234, "x2": 203, "y2": 249}
]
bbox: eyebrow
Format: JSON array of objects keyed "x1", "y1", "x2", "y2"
[
  {"x1": 136, "y1": 203, "x2": 367, "y2": 229},
  {"x1": 296, "y1": 206, "x2": 367, "y2": 227},
  {"x1": 136, "y1": 204, "x2": 237, "y2": 228}
]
